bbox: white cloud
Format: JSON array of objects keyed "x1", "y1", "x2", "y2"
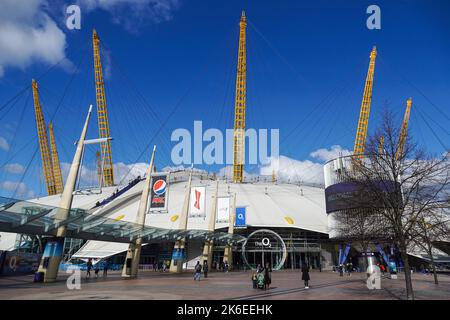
[
  {"x1": 61, "y1": 161, "x2": 149, "y2": 187},
  {"x1": 78, "y1": 0, "x2": 181, "y2": 32},
  {"x1": 0, "y1": 0, "x2": 70, "y2": 77},
  {"x1": 259, "y1": 155, "x2": 324, "y2": 185},
  {"x1": 257, "y1": 145, "x2": 352, "y2": 186},
  {"x1": 3, "y1": 163, "x2": 25, "y2": 174},
  {"x1": 0, "y1": 137, "x2": 9, "y2": 151},
  {"x1": 0, "y1": 181, "x2": 34, "y2": 198},
  {"x1": 310, "y1": 145, "x2": 351, "y2": 162}
]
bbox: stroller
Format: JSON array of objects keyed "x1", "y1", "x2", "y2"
[{"x1": 256, "y1": 273, "x2": 265, "y2": 289}]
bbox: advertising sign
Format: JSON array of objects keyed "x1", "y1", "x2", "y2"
[
  {"x1": 0, "y1": 251, "x2": 40, "y2": 275},
  {"x1": 216, "y1": 197, "x2": 231, "y2": 223},
  {"x1": 189, "y1": 186, "x2": 206, "y2": 217},
  {"x1": 325, "y1": 180, "x2": 400, "y2": 214},
  {"x1": 41, "y1": 237, "x2": 64, "y2": 269},
  {"x1": 171, "y1": 248, "x2": 186, "y2": 261},
  {"x1": 234, "y1": 207, "x2": 247, "y2": 228},
  {"x1": 149, "y1": 174, "x2": 169, "y2": 212}
]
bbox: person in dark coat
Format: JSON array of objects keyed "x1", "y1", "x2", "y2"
[
  {"x1": 86, "y1": 258, "x2": 93, "y2": 278},
  {"x1": 263, "y1": 263, "x2": 272, "y2": 290},
  {"x1": 301, "y1": 263, "x2": 310, "y2": 289},
  {"x1": 103, "y1": 259, "x2": 109, "y2": 277},
  {"x1": 203, "y1": 261, "x2": 209, "y2": 278}
]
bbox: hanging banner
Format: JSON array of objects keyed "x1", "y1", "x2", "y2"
[
  {"x1": 375, "y1": 243, "x2": 389, "y2": 265},
  {"x1": 234, "y1": 207, "x2": 247, "y2": 228},
  {"x1": 216, "y1": 197, "x2": 231, "y2": 223},
  {"x1": 339, "y1": 244, "x2": 351, "y2": 265},
  {"x1": 149, "y1": 174, "x2": 169, "y2": 212},
  {"x1": 189, "y1": 186, "x2": 206, "y2": 217}
]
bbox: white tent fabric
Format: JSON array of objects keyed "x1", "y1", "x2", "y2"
[{"x1": 73, "y1": 178, "x2": 328, "y2": 259}]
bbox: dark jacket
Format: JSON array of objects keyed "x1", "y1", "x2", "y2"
[{"x1": 301, "y1": 264, "x2": 310, "y2": 281}]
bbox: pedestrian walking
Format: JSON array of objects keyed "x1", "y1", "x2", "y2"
[
  {"x1": 203, "y1": 260, "x2": 209, "y2": 278},
  {"x1": 95, "y1": 263, "x2": 100, "y2": 278},
  {"x1": 224, "y1": 261, "x2": 229, "y2": 273},
  {"x1": 194, "y1": 261, "x2": 202, "y2": 281},
  {"x1": 338, "y1": 264, "x2": 344, "y2": 277},
  {"x1": 301, "y1": 263, "x2": 310, "y2": 289},
  {"x1": 346, "y1": 262, "x2": 352, "y2": 277},
  {"x1": 251, "y1": 272, "x2": 257, "y2": 289},
  {"x1": 86, "y1": 258, "x2": 93, "y2": 278},
  {"x1": 103, "y1": 259, "x2": 109, "y2": 277},
  {"x1": 264, "y1": 262, "x2": 272, "y2": 290}
]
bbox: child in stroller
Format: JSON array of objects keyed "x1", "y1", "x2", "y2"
[{"x1": 256, "y1": 273, "x2": 265, "y2": 289}]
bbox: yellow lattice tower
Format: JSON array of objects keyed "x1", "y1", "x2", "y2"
[
  {"x1": 232, "y1": 11, "x2": 247, "y2": 183},
  {"x1": 396, "y1": 98, "x2": 412, "y2": 160},
  {"x1": 48, "y1": 123, "x2": 64, "y2": 194},
  {"x1": 353, "y1": 47, "x2": 377, "y2": 158},
  {"x1": 32, "y1": 79, "x2": 57, "y2": 195},
  {"x1": 93, "y1": 29, "x2": 115, "y2": 186}
]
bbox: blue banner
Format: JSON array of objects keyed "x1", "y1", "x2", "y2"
[
  {"x1": 171, "y1": 248, "x2": 186, "y2": 261},
  {"x1": 375, "y1": 243, "x2": 389, "y2": 265},
  {"x1": 234, "y1": 207, "x2": 246, "y2": 228},
  {"x1": 339, "y1": 244, "x2": 351, "y2": 265}
]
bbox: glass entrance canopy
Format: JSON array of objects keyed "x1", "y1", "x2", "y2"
[{"x1": 0, "y1": 197, "x2": 246, "y2": 245}]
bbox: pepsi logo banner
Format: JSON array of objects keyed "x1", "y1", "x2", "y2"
[
  {"x1": 189, "y1": 186, "x2": 206, "y2": 217},
  {"x1": 149, "y1": 174, "x2": 169, "y2": 212}
]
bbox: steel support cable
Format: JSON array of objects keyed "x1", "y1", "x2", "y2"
[
  {"x1": 0, "y1": 42, "x2": 87, "y2": 114},
  {"x1": 415, "y1": 105, "x2": 449, "y2": 151},
  {"x1": 107, "y1": 79, "x2": 173, "y2": 166},
  {"x1": 11, "y1": 143, "x2": 39, "y2": 199},
  {"x1": 413, "y1": 102, "x2": 450, "y2": 136},
  {"x1": 0, "y1": 90, "x2": 30, "y2": 183},
  {"x1": 116, "y1": 55, "x2": 214, "y2": 185},
  {"x1": 99, "y1": 45, "x2": 176, "y2": 165},
  {"x1": 0, "y1": 90, "x2": 26, "y2": 121},
  {"x1": 247, "y1": 19, "x2": 314, "y2": 94},
  {"x1": 378, "y1": 53, "x2": 450, "y2": 123},
  {"x1": 280, "y1": 80, "x2": 356, "y2": 184}
]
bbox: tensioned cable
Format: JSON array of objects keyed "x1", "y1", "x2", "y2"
[
  {"x1": 415, "y1": 104, "x2": 449, "y2": 151},
  {"x1": 377, "y1": 53, "x2": 450, "y2": 123}
]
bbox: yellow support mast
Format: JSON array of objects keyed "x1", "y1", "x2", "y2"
[
  {"x1": 32, "y1": 79, "x2": 57, "y2": 195},
  {"x1": 48, "y1": 123, "x2": 64, "y2": 194},
  {"x1": 396, "y1": 98, "x2": 412, "y2": 160},
  {"x1": 232, "y1": 11, "x2": 247, "y2": 183},
  {"x1": 353, "y1": 47, "x2": 377, "y2": 158},
  {"x1": 93, "y1": 29, "x2": 115, "y2": 186}
]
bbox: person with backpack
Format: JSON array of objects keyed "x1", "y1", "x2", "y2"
[{"x1": 194, "y1": 261, "x2": 202, "y2": 281}]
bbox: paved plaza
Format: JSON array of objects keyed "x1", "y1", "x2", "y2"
[{"x1": 0, "y1": 270, "x2": 449, "y2": 300}]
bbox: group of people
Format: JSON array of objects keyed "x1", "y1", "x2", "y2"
[
  {"x1": 251, "y1": 263, "x2": 272, "y2": 290},
  {"x1": 193, "y1": 261, "x2": 209, "y2": 281},
  {"x1": 337, "y1": 262, "x2": 354, "y2": 277},
  {"x1": 86, "y1": 258, "x2": 109, "y2": 278},
  {"x1": 251, "y1": 262, "x2": 311, "y2": 290}
]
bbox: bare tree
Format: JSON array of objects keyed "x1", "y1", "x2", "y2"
[
  {"x1": 334, "y1": 111, "x2": 450, "y2": 300},
  {"x1": 409, "y1": 208, "x2": 450, "y2": 284},
  {"x1": 331, "y1": 209, "x2": 387, "y2": 269}
]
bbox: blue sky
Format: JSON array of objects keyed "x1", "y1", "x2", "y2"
[{"x1": 0, "y1": 0, "x2": 449, "y2": 198}]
